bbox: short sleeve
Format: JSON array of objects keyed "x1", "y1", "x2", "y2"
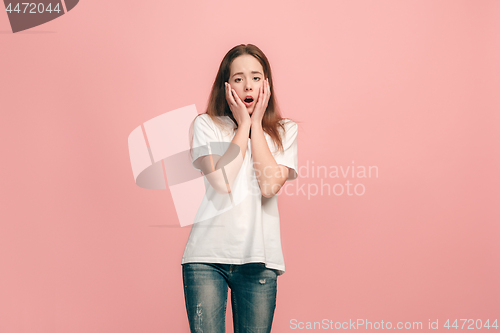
[
  {"x1": 273, "y1": 120, "x2": 298, "y2": 181},
  {"x1": 191, "y1": 115, "x2": 227, "y2": 172}
]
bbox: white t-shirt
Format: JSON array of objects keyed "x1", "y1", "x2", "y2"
[{"x1": 181, "y1": 114, "x2": 298, "y2": 276}]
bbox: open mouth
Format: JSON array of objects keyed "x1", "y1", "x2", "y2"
[{"x1": 243, "y1": 96, "x2": 254, "y2": 107}]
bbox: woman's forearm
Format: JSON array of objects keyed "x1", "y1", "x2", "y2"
[
  {"x1": 215, "y1": 121, "x2": 250, "y2": 168},
  {"x1": 250, "y1": 122, "x2": 287, "y2": 197},
  {"x1": 200, "y1": 121, "x2": 251, "y2": 194}
]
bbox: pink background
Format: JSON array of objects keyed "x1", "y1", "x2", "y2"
[{"x1": 1, "y1": 0, "x2": 499, "y2": 332}]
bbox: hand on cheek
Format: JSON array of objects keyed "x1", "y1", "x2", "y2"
[{"x1": 251, "y1": 78, "x2": 270, "y2": 126}]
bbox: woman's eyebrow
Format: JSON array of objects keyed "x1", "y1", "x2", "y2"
[{"x1": 231, "y1": 71, "x2": 263, "y2": 77}]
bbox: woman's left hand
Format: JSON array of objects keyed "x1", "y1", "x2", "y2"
[{"x1": 251, "y1": 78, "x2": 271, "y2": 126}]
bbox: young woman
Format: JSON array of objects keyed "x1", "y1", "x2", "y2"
[{"x1": 181, "y1": 44, "x2": 299, "y2": 333}]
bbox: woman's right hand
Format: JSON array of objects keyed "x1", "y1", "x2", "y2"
[{"x1": 225, "y1": 82, "x2": 251, "y2": 127}]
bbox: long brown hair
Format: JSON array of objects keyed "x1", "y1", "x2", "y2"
[{"x1": 190, "y1": 44, "x2": 294, "y2": 156}]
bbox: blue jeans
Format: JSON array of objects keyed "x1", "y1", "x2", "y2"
[{"x1": 182, "y1": 262, "x2": 278, "y2": 333}]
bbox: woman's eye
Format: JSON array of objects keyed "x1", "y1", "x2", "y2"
[
  {"x1": 235, "y1": 78, "x2": 241, "y2": 83},
  {"x1": 254, "y1": 77, "x2": 261, "y2": 81}
]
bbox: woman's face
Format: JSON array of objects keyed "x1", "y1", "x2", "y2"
[{"x1": 228, "y1": 54, "x2": 265, "y2": 115}]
